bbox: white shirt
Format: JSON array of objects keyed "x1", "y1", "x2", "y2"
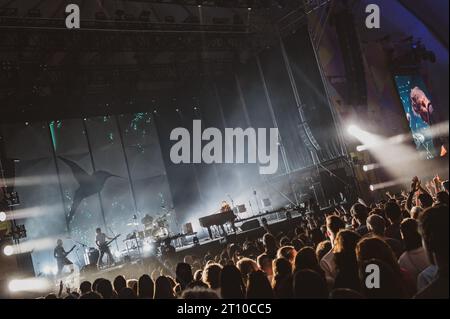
[
  {"x1": 417, "y1": 265, "x2": 438, "y2": 291},
  {"x1": 320, "y1": 250, "x2": 336, "y2": 288},
  {"x1": 96, "y1": 233, "x2": 107, "y2": 245},
  {"x1": 398, "y1": 247, "x2": 431, "y2": 281}
]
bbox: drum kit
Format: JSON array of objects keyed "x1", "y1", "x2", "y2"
[{"x1": 122, "y1": 212, "x2": 171, "y2": 258}]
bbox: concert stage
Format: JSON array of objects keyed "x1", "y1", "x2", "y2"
[{"x1": 77, "y1": 211, "x2": 309, "y2": 283}]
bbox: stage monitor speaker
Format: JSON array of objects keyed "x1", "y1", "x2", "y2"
[{"x1": 240, "y1": 219, "x2": 260, "y2": 232}]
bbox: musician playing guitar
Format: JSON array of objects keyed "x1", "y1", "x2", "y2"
[
  {"x1": 53, "y1": 239, "x2": 75, "y2": 275},
  {"x1": 95, "y1": 227, "x2": 115, "y2": 267}
]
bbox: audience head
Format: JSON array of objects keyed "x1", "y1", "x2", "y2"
[
  {"x1": 117, "y1": 287, "x2": 137, "y2": 299},
  {"x1": 202, "y1": 263, "x2": 222, "y2": 290},
  {"x1": 79, "y1": 291, "x2": 102, "y2": 299},
  {"x1": 181, "y1": 287, "x2": 220, "y2": 299},
  {"x1": 96, "y1": 279, "x2": 114, "y2": 299},
  {"x1": 436, "y1": 191, "x2": 449, "y2": 206},
  {"x1": 356, "y1": 237, "x2": 401, "y2": 275},
  {"x1": 113, "y1": 275, "x2": 126, "y2": 294},
  {"x1": 419, "y1": 205, "x2": 449, "y2": 268},
  {"x1": 366, "y1": 214, "x2": 386, "y2": 236},
  {"x1": 246, "y1": 270, "x2": 274, "y2": 299},
  {"x1": 315, "y1": 240, "x2": 331, "y2": 261},
  {"x1": 257, "y1": 253, "x2": 273, "y2": 277},
  {"x1": 175, "y1": 262, "x2": 193, "y2": 290},
  {"x1": 273, "y1": 257, "x2": 292, "y2": 279},
  {"x1": 137, "y1": 274, "x2": 154, "y2": 299},
  {"x1": 154, "y1": 276, "x2": 175, "y2": 299},
  {"x1": 293, "y1": 269, "x2": 328, "y2": 299},
  {"x1": 418, "y1": 193, "x2": 434, "y2": 209},
  {"x1": 276, "y1": 246, "x2": 296, "y2": 264},
  {"x1": 384, "y1": 202, "x2": 402, "y2": 224},
  {"x1": 410, "y1": 206, "x2": 423, "y2": 220},
  {"x1": 400, "y1": 218, "x2": 422, "y2": 251},
  {"x1": 79, "y1": 281, "x2": 92, "y2": 295},
  {"x1": 351, "y1": 203, "x2": 369, "y2": 225},
  {"x1": 220, "y1": 265, "x2": 245, "y2": 299},
  {"x1": 236, "y1": 258, "x2": 258, "y2": 282},
  {"x1": 326, "y1": 215, "x2": 346, "y2": 244},
  {"x1": 294, "y1": 247, "x2": 321, "y2": 274},
  {"x1": 126, "y1": 279, "x2": 138, "y2": 295},
  {"x1": 263, "y1": 233, "x2": 277, "y2": 253}
]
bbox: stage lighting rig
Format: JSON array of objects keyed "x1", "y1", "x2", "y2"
[
  {"x1": 4, "y1": 191, "x2": 20, "y2": 207},
  {"x1": 11, "y1": 224, "x2": 27, "y2": 240}
]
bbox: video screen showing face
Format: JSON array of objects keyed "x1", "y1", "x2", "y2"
[{"x1": 394, "y1": 75, "x2": 437, "y2": 159}]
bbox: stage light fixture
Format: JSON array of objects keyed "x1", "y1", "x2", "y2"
[
  {"x1": 0, "y1": 211, "x2": 6, "y2": 222},
  {"x1": 363, "y1": 165, "x2": 369, "y2": 172},
  {"x1": 369, "y1": 185, "x2": 375, "y2": 192},
  {"x1": 3, "y1": 245, "x2": 14, "y2": 256}
]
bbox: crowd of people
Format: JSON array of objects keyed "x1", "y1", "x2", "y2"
[{"x1": 42, "y1": 175, "x2": 448, "y2": 299}]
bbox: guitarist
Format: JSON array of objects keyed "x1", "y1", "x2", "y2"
[
  {"x1": 95, "y1": 227, "x2": 115, "y2": 267},
  {"x1": 53, "y1": 239, "x2": 75, "y2": 275}
]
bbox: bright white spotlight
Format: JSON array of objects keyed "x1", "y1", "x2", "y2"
[
  {"x1": 3, "y1": 245, "x2": 14, "y2": 256},
  {"x1": 363, "y1": 165, "x2": 369, "y2": 172},
  {"x1": 8, "y1": 278, "x2": 51, "y2": 293},
  {"x1": 143, "y1": 242, "x2": 153, "y2": 253},
  {"x1": 0, "y1": 211, "x2": 6, "y2": 222},
  {"x1": 43, "y1": 265, "x2": 52, "y2": 275},
  {"x1": 347, "y1": 125, "x2": 360, "y2": 136},
  {"x1": 369, "y1": 185, "x2": 375, "y2": 192}
]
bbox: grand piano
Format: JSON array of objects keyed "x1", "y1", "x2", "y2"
[{"x1": 199, "y1": 210, "x2": 236, "y2": 240}]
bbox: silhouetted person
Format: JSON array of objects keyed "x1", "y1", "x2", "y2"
[
  {"x1": 272, "y1": 258, "x2": 292, "y2": 299},
  {"x1": 138, "y1": 274, "x2": 154, "y2": 299},
  {"x1": 351, "y1": 203, "x2": 369, "y2": 236},
  {"x1": 118, "y1": 287, "x2": 137, "y2": 299},
  {"x1": 220, "y1": 265, "x2": 245, "y2": 299},
  {"x1": 333, "y1": 230, "x2": 361, "y2": 291},
  {"x1": 294, "y1": 247, "x2": 325, "y2": 280},
  {"x1": 202, "y1": 263, "x2": 222, "y2": 290},
  {"x1": 79, "y1": 281, "x2": 92, "y2": 296},
  {"x1": 113, "y1": 275, "x2": 126, "y2": 295},
  {"x1": 359, "y1": 259, "x2": 404, "y2": 299},
  {"x1": 293, "y1": 269, "x2": 328, "y2": 299},
  {"x1": 246, "y1": 270, "x2": 274, "y2": 299},
  {"x1": 399, "y1": 218, "x2": 430, "y2": 282},
  {"x1": 385, "y1": 202, "x2": 403, "y2": 241},
  {"x1": 320, "y1": 215, "x2": 345, "y2": 286},
  {"x1": 356, "y1": 237, "x2": 414, "y2": 297},
  {"x1": 154, "y1": 276, "x2": 175, "y2": 299},
  {"x1": 415, "y1": 205, "x2": 449, "y2": 298},
  {"x1": 97, "y1": 279, "x2": 114, "y2": 299},
  {"x1": 263, "y1": 233, "x2": 278, "y2": 260},
  {"x1": 175, "y1": 262, "x2": 193, "y2": 292},
  {"x1": 367, "y1": 214, "x2": 404, "y2": 258},
  {"x1": 182, "y1": 287, "x2": 220, "y2": 299}
]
